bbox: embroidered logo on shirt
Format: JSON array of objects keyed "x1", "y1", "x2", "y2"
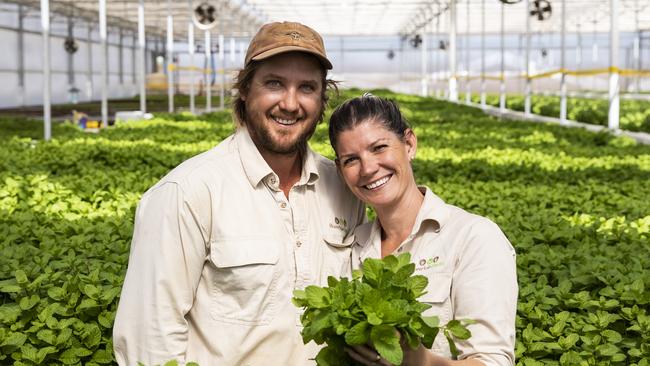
[
  {"x1": 329, "y1": 217, "x2": 347, "y2": 230},
  {"x1": 415, "y1": 256, "x2": 442, "y2": 271}
]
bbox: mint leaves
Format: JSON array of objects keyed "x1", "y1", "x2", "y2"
[{"x1": 293, "y1": 253, "x2": 472, "y2": 365}]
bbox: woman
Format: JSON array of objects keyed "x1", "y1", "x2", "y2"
[{"x1": 328, "y1": 94, "x2": 518, "y2": 366}]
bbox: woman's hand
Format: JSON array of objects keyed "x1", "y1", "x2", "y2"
[{"x1": 345, "y1": 344, "x2": 393, "y2": 365}]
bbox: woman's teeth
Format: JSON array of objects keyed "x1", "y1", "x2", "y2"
[{"x1": 365, "y1": 176, "x2": 390, "y2": 190}]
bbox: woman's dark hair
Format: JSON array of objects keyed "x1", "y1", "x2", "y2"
[
  {"x1": 231, "y1": 54, "x2": 338, "y2": 126},
  {"x1": 328, "y1": 93, "x2": 410, "y2": 153}
]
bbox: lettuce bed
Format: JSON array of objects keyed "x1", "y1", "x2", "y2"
[{"x1": 1, "y1": 90, "x2": 649, "y2": 365}]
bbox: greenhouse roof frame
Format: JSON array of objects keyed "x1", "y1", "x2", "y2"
[{"x1": 4, "y1": 0, "x2": 649, "y2": 41}]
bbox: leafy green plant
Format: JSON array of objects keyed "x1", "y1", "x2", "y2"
[{"x1": 293, "y1": 253, "x2": 472, "y2": 366}]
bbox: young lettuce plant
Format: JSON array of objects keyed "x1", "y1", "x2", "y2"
[{"x1": 293, "y1": 253, "x2": 473, "y2": 366}]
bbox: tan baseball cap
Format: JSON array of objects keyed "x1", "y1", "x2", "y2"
[{"x1": 245, "y1": 21, "x2": 332, "y2": 70}]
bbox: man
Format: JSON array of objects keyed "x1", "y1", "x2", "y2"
[{"x1": 113, "y1": 22, "x2": 365, "y2": 365}]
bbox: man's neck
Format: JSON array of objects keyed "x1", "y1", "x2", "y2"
[{"x1": 259, "y1": 149, "x2": 303, "y2": 198}]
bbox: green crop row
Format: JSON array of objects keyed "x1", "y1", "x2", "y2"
[
  {"x1": 0, "y1": 89, "x2": 649, "y2": 365},
  {"x1": 469, "y1": 93, "x2": 650, "y2": 133}
]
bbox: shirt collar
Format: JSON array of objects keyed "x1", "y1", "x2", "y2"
[
  {"x1": 356, "y1": 186, "x2": 450, "y2": 250},
  {"x1": 236, "y1": 127, "x2": 320, "y2": 188}
]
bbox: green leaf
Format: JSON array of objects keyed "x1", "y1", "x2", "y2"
[
  {"x1": 421, "y1": 316, "x2": 439, "y2": 329},
  {"x1": 15, "y1": 270, "x2": 28, "y2": 285},
  {"x1": 370, "y1": 324, "x2": 402, "y2": 366},
  {"x1": 305, "y1": 286, "x2": 331, "y2": 309},
  {"x1": 446, "y1": 319, "x2": 472, "y2": 340},
  {"x1": 163, "y1": 360, "x2": 179, "y2": 366},
  {"x1": 18, "y1": 294, "x2": 40, "y2": 311},
  {"x1": 82, "y1": 324, "x2": 102, "y2": 348},
  {"x1": 0, "y1": 332, "x2": 27, "y2": 348},
  {"x1": 362, "y1": 258, "x2": 384, "y2": 284},
  {"x1": 91, "y1": 349, "x2": 115, "y2": 364},
  {"x1": 345, "y1": 321, "x2": 369, "y2": 345}
]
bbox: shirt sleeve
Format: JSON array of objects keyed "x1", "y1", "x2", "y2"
[
  {"x1": 113, "y1": 182, "x2": 208, "y2": 365},
  {"x1": 451, "y1": 218, "x2": 518, "y2": 366}
]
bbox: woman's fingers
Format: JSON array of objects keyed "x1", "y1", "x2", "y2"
[{"x1": 345, "y1": 345, "x2": 393, "y2": 365}]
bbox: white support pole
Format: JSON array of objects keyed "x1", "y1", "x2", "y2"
[
  {"x1": 634, "y1": 0, "x2": 640, "y2": 92},
  {"x1": 230, "y1": 37, "x2": 235, "y2": 63},
  {"x1": 608, "y1": 0, "x2": 620, "y2": 130},
  {"x1": 436, "y1": 11, "x2": 441, "y2": 98},
  {"x1": 205, "y1": 30, "x2": 211, "y2": 112},
  {"x1": 188, "y1": 19, "x2": 195, "y2": 114},
  {"x1": 560, "y1": 0, "x2": 567, "y2": 124},
  {"x1": 138, "y1": 0, "x2": 146, "y2": 113},
  {"x1": 465, "y1": 0, "x2": 471, "y2": 104},
  {"x1": 87, "y1": 25, "x2": 93, "y2": 101},
  {"x1": 167, "y1": 0, "x2": 174, "y2": 113},
  {"x1": 576, "y1": 23, "x2": 582, "y2": 91},
  {"x1": 421, "y1": 29, "x2": 428, "y2": 97},
  {"x1": 481, "y1": 0, "x2": 486, "y2": 109},
  {"x1": 448, "y1": 0, "x2": 458, "y2": 101},
  {"x1": 219, "y1": 7, "x2": 225, "y2": 110},
  {"x1": 524, "y1": 0, "x2": 531, "y2": 117},
  {"x1": 99, "y1": 0, "x2": 108, "y2": 128},
  {"x1": 499, "y1": 2, "x2": 505, "y2": 113},
  {"x1": 219, "y1": 34, "x2": 225, "y2": 109},
  {"x1": 41, "y1": 0, "x2": 51, "y2": 141}
]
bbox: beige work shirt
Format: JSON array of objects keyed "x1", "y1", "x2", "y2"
[
  {"x1": 113, "y1": 127, "x2": 365, "y2": 366},
  {"x1": 351, "y1": 187, "x2": 517, "y2": 366}
]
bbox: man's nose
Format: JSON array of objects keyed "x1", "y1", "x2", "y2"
[{"x1": 279, "y1": 88, "x2": 299, "y2": 113}]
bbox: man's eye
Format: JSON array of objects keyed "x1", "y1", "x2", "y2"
[{"x1": 300, "y1": 84, "x2": 316, "y2": 92}]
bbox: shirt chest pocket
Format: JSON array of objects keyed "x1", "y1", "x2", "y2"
[
  {"x1": 420, "y1": 272, "x2": 454, "y2": 356},
  {"x1": 208, "y1": 237, "x2": 281, "y2": 325}
]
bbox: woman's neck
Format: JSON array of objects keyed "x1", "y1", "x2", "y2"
[{"x1": 375, "y1": 184, "x2": 424, "y2": 257}]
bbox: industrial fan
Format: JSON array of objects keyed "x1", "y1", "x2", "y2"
[
  {"x1": 530, "y1": 0, "x2": 552, "y2": 21},
  {"x1": 387, "y1": 50, "x2": 395, "y2": 59},
  {"x1": 193, "y1": 2, "x2": 219, "y2": 30},
  {"x1": 64, "y1": 37, "x2": 78, "y2": 54},
  {"x1": 410, "y1": 34, "x2": 422, "y2": 48}
]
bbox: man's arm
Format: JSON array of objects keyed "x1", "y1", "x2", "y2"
[{"x1": 113, "y1": 182, "x2": 208, "y2": 365}]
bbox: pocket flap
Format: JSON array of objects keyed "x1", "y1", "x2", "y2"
[
  {"x1": 421, "y1": 272, "x2": 452, "y2": 303},
  {"x1": 210, "y1": 237, "x2": 280, "y2": 268},
  {"x1": 323, "y1": 231, "x2": 355, "y2": 248}
]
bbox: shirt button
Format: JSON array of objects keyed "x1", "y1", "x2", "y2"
[
  {"x1": 296, "y1": 240, "x2": 302, "y2": 247},
  {"x1": 280, "y1": 202, "x2": 287, "y2": 209},
  {"x1": 269, "y1": 177, "x2": 276, "y2": 184},
  {"x1": 397, "y1": 247, "x2": 403, "y2": 253}
]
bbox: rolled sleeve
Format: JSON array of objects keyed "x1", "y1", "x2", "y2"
[
  {"x1": 452, "y1": 219, "x2": 518, "y2": 366},
  {"x1": 113, "y1": 182, "x2": 208, "y2": 365}
]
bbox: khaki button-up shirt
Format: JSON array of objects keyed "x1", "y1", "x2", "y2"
[
  {"x1": 113, "y1": 127, "x2": 365, "y2": 366},
  {"x1": 351, "y1": 187, "x2": 517, "y2": 366}
]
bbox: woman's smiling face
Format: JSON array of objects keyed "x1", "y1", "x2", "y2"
[{"x1": 335, "y1": 119, "x2": 417, "y2": 210}]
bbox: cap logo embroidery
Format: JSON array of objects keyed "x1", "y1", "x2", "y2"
[{"x1": 288, "y1": 31, "x2": 302, "y2": 41}]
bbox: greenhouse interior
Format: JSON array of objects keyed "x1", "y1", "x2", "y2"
[{"x1": 0, "y1": 0, "x2": 649, "y2": 365}]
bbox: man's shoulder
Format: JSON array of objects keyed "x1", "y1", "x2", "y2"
[{"x1": 151, "y1": 134, "x2": 239, "y2": 190}]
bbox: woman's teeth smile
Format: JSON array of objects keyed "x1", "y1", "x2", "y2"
[{"x1": 364, "y1": 175, "x2": 391, "y2": 190}]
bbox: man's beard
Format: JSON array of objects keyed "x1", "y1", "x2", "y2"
[{"x1": 245, "y1": 112, "x2": 318, "y2": 155}]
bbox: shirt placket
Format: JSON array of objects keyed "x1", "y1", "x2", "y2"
[{"x1": 264, "y1": 176, "x2": 310, "y2": 289}]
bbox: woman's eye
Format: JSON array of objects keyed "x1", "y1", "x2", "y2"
[
  {"x1": 373, "y1": 144, "x2": 388, "y2": 152},
  {"x1": 266, "y1": 80, "x2": 281, "y2": 88},
  {"x1": 342, "y1": 157, "x2": 357, "y2": 166}
]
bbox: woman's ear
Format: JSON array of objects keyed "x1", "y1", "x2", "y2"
[{"x1": 404, "y1": 128, "x2": 417, "y2": 161}]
